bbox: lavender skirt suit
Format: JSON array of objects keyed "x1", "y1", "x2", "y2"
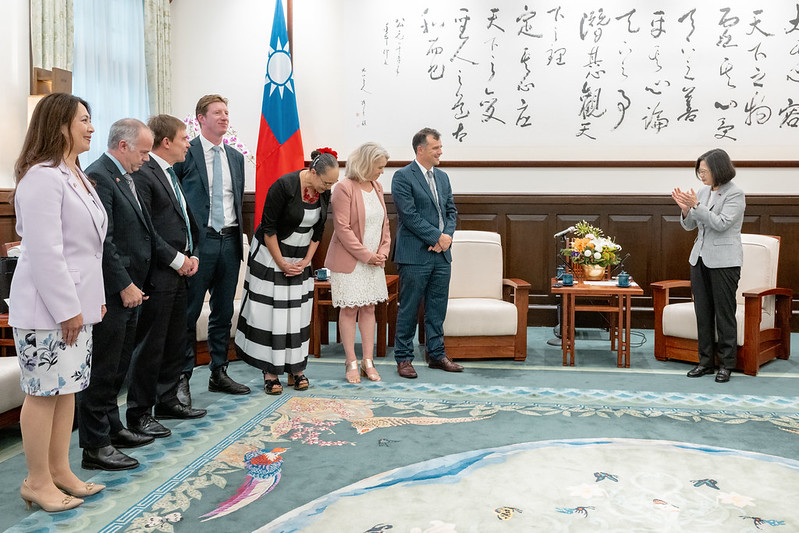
[{"x1": 9, "y1": 162, "x2": 107, "y2": 396}]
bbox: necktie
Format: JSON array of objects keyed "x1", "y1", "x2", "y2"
[
  {"x1": 124, "y1": 173, "x2": 141, "y2": 210},
  {"x1": 167, "y1": 167, "x2": 193, "y2": 254},
  {"x1": 426, "y1": 169, "x2": 444, "y2": 231},
  {"x1": 210, "y1": 145, "x2": 224, "y2": 232}
]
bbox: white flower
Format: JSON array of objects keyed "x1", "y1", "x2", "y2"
[
  {"x1": 584, "y1": 250, "x2": 592, "y2": 257},
  {"x1": 594, "y1": 243, "x2": 604, "y2": 252},
  {"x1": 586, "y1": 233, "x2": 596, "y2": 240},
  {"x1": 594, "y1": 252, "x2": 602, "y2": 259}
]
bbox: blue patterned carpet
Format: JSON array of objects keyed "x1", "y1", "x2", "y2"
[{"x1": 1, "y1": 328, "x2": 797, "y2": 532}]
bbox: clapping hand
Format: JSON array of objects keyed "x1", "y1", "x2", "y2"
[{"x1": 672, "y1": 187, "x2": 698, "y2": 214}]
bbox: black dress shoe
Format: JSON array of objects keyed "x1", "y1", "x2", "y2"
[
  {"x1": 687, "y1": 365, "x2": 715, "y2": 378},
  {"x1": 154, "y1": 402, "x2": 207, "y2": 420},
  {"x1": 176, "y1": 374, "x2": 192, "y2": 407},
  {"x1": 209, "y1": 367, "x2": 251, "y2": 395},
  {"x1": 428, "y1": 356, "x2": 464, "y2": 372},
  {"x1": 82, "y1": 445, "x2": 139, "y2": 471},
  {"x1": 128, "y1": 414, "x2": 172, "y2": 438},
  {"x1": 715, "y1": 367, "x2": 732, "y2": 383},
  {"x1": 110, "y1": 428, "x2": 155, "y2": 449}
]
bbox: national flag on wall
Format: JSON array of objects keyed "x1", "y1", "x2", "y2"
[{"x1": 255, "y1": 0, "x2": 304, "y2": 228}]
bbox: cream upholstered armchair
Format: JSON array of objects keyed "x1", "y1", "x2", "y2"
[
  {"x1": 652, "y1": 234, "x2": 792, "y2": 376},
  {"x1": 441, "y1": 230, "x2": 530, "y2": 360}
]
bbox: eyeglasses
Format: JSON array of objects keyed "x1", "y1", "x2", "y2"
[{"x1": 697, "y1": 169, "x2": 710, "y2": 176}]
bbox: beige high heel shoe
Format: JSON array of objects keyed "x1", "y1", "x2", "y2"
[
  {"x1": 345, "y1": 360, "x2": 361, "y2": 383},
  {"x1": 53, "y1": 479, "x2": 105, "y2": 498},
  {"x1": 20, "y1": 479, "x2": 83, "y2": 512},
  {"x1": 360, "y1": 358, "x2": 381, "y2": 381}
]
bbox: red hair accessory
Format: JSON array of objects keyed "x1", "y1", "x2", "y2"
[{"x1": 316, "y1": 147, "x2": 338, "y2": 159}]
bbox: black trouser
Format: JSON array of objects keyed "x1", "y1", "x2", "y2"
[
  {"x1": 77, "y1": 298, "x2": 139, "y2": 449},
  {"x1": 690, "y1": 257, "x2": 741, "y2": 369},
  {"x1": 126, "y1": 276, "x2": 187, "y2": 421}
]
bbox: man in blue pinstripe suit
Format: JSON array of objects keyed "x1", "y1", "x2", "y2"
[{"x1": 391, "y1": 128, "x2": 463, "y2": 378}]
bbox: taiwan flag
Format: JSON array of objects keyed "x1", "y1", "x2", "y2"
[{"x1": 255, "y1": 0, "x2": 304, "y2": 228}]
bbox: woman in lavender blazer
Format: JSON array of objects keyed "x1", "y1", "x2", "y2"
[
  {"x1": 9, "y1": 94, "x2": 107, "y2": 512},
  {"x1": 324, "y1": 143, "x2": 391, "y2": 383}
]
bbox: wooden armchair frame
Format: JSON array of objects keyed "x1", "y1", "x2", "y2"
[{"x1": 652, "y1": 235, "x2": 792, "y2": 376}]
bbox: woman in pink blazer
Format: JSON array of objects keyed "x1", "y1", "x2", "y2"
[
  {"x1": 9, "y1": 93, "x2": 108, "y2": 512},
  {"x1": 325, "y1": 143, "x2": 391, "y2": 383}
]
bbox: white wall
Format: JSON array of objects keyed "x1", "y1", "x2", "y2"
[
  {"x1": 0, "y1": 0, "x2": 30, "y2": 188},
  {"x1": 170, "y1": 1, "x2": 796, "y2": 195}
]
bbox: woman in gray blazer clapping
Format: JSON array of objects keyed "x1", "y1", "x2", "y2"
[{"x1": 672, "y1": 148, "x2": 745, "y2": 383}]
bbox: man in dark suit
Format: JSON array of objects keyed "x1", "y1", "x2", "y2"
[
  {"x1": 78, "y1": 119, "x2": 156, "y2": 471},
  {"x1": 173, "y1": 95, "x2": 250, "y2": 396},
  {"x1": 126, "y1": 115, "x2": 207, "y2": 438},
  {"x1": 391, "y1": 127, "x2": 462, "y2": 378}
]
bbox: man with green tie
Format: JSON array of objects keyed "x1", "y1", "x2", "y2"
[{"x1": 127, "y1": 115, "x2": 206, "y2": 442}]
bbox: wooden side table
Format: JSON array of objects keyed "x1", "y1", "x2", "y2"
[
  {"x1": 310, "y1": 274, "x2": 399, "y2": 358},
  {"x1": 551, "y1": 279, "x2": 644, "y2": 368}
]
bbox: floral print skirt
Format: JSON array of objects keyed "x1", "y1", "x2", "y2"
[{"x1": 13, "y1": 326, "x2": 93, "y2": 396}]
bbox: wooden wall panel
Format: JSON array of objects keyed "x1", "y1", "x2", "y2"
[{"x1": 505, "y1": 215, "x2": 548, "y2": 300}]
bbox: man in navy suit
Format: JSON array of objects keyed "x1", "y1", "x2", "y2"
[
  {"x1": 127, "y1": 114, "x2": 206, "y2": 438},
  {"x1": 391, "y1": 127, "x2": 462, "y2": 378},
  {"x1": 78, "y1": 119, "x2": 156, "y2": 471},
  {"x1": 173, "y1": 95, "x2": 250, "y2": 396}
]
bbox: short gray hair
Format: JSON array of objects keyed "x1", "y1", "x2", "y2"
[
  {"x1": 107, "y1": 118, "x2": 148, "y2": 149},
  {"x1": 345, "y1": 142, "x2": 390, "y2": 183}
]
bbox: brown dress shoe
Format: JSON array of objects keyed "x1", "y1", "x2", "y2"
[
  {"x1": 397, "y1": 361, "x2": 417, "y2": 379},
  {"x1": 428, "y1": 356, "x2": 464, "y2": 372}
]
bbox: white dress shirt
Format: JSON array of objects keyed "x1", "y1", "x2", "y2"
[{"x1": 199, "y1": 134, "x2": 237, "y2": 229}]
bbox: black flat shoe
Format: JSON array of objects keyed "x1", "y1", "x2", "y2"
[
  {"x1": 81, "y1": 445, "x2": 139, "y2": 471},
  {"x1": 715, "y1": 367, "x2": 731, "y2": 383},
  {"x1": 264, "y1": 378, "x2": 283, "y2": 395},
  {"x1": 287, "y1": 374, "x2": 309, "y2": 391},
  {"x1": 110, "y1": 428, "x2": 154, "y2": 449},
  {"x1": 687, "y1": 365, "x2": 715, "y2": 378}
]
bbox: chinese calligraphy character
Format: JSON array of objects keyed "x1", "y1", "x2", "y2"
[
  {"x1": 480, "y1": 88, "x2": 506, "y2": 124},
  {"x1": 613, "y1": 89, "x2": 631, "y2": 130},
  {"x1": 516, "y1": 5, "x2": 543, "y2": 38},
  {"x1": 715, "y1": 117, "x2": 738, "y2": 141},
  {"x1": 717, "y1": 8, "x2": 740, "y2": 48},
  {"x1": 642, "y1": 102, "x2": 669, "y2": 132},
  {"x1": 778, "y1": 98, "x2": 799, "y2": 127},
  {"x1": 677, "y1": 86, "x2": 699, "y2": 122},
  {"x1": 678, "y1": 9, "x2": 696, "y2": 42},
  {"x1": 516, "y1": 98, "x2": 532, "y2": 127},
  {"x1": 650, "y1": 11, "x2": 666, "y2": 38},
  {"x1": 744, "y1": 93, "x2": 772, "y2": 125},
  {"x1": 615, "y1": 9, "x2": 640, "y2": 34}
]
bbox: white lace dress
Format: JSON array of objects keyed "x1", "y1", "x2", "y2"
[{"x1": 329, "y1": 188, "x2": 388, "y2": 308}]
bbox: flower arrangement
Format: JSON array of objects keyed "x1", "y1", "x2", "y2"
[
  {"x1": 182, "y1": 115, "x2": 255, "y2": 166},
  {"x1": 562, "y1": 220, "x2": 622, "y2": 267}
]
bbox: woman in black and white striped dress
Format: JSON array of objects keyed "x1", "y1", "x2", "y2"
[{"x1": 235, "y1": 149, "x2": 338, "y2": 394}]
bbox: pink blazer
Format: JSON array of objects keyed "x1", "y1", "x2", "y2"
[
  {"x1": 9, "y1": 162, "x2": 107, "y2": 329},
  {"x1": 324, "y1": 178, "x2": 391, "y2": 274}
]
